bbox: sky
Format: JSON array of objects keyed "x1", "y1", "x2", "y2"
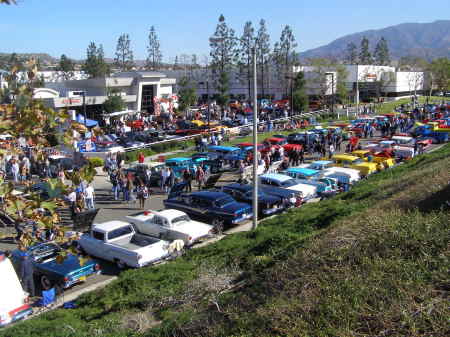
[{"x1": 1, "y1": 0, "x2": 449, "y2": 62}]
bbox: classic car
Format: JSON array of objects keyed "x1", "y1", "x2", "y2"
[
  {"x1": 123, "y1": 162, "x2": 166, "y2": 186},
  {"x1": 306, "y1": 160, "x2": 361, "y2": 184},
  {"x1": 11, "y1": 242, "x2": 100, "y2": 290},
  {"x1": 287, "y1": 132, "x2": 319, "y2": 146},
  {"x1": 78, "y1": 221, "x2": 170, "y2": 269},
  {"x1": 391, "y1": 135, "x2": 415, "y2": 147},
  {"x1": 191, "y1": 153, "x2": 223, "y2": 173},
  {"x1": 259, "y1": 173, "x2": 317, "y2": 200},
  {"x1": 282, "y1": 168, "x2": 337, "y2": 194},
  {"x1": 126, "y1": 209, "x2": 213, "y2": 246},
  {"x1": 208, "y1": 145, "x2": 241, "y2": 160},
  {"x1": 221, "y1": 183, "x2": 285, "y2": 216},
  {"x1": 164, "y1": 186, "x2": 253, "y2": 229},
  {"x1": 165, "y1": 157, "x2": 197, "y2": 178},
  {"x1": 332, "y1": 154, "x2": 378, "y2": 177},
  {"x1": 258, "y1": 185, "x2": 303, "y2": 207},
  {"x1": 351, "y1": 150, "x2": 395, "y2": 170},
  {"x1": 0, "y1": 255, "x2": 33, "y2": 327}
]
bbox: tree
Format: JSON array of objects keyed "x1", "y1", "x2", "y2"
[
  {"x1": 216, "y1": 71, "x2": 230, "y2": 108},
  {"x1": 114, "y1": 33, "x2": 134, "y2": 71},
  {"x1": 429, "y1": 58, "x2": 450, "y2": 94},
  {"x1": 359, "y1": 37, "x2": 372, "y2": 65},
  {"x1": 83, "y1": 42, "x2": 110, "y2": 78},
  {"x1": 177, "y1": 77, "x2": 197, "y2": 113},
  {"x1": 237, "y1": 21, "x2": 255, "y2": 100},
  {"x1": 103, "y1": 91, "x2": 126, "y2": 113},
  {"x1": 292, "y1": 71, "x2": 308, "y2": 112},
  {"x1": 273, "y1": 25, "x2": 298, "y2": 96},
  {"x1": 256, "y1": 19, "x2": 271, "y2": 98},
  {"x1": 345, "y1": 42, "x2": 358, "y2": 64},
  {"x1": 146, "y1": 26, "x2": 162, "y2": 70},
  {"x1": 209, "y1": 15, "x2": 237, "y2": 108},
  {"x1": 174, "y1": 55, "x2": 179, "y2": 69},
  {"x1": 57, "y1": 54, "x2": 75, "y2": 80},
  {"x1": 373, "y1": 37, "x2": 390, "y2": 66},
  {"x1": 306, "y1": 58, "x2": 334, "y2": 109},
  {"x1": 335, "y1": 64, "x2": 349, "y2": 104}
]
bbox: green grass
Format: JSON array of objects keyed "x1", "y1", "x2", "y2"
[{"x1": 3, "y1": 143, "x2": 449, "y2": 337}]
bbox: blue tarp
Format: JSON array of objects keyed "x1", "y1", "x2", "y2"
[{"x1": 75, "y1": 114, "x2": 98, "y2": 128}]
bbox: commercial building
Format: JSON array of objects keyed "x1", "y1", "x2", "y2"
[{"x1": 42, "y1": 71, "x2": 176, "y2": 120}]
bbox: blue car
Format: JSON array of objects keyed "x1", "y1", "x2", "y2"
[
  {"x1": 11, "y1": 242, "x2": 100, "y2": 291},
  {"x1": 283, "y1": 168, "x2": 338, "y2": 194},
  {"x1": 164, "y1": 184, "x2": 253, "y2": 230},
  {"x1": 208, "y1": 145, "x2": 241, "y2": 160},
  {"x1": 221, "y1": 183, "x2": 284, "y2": 215}
]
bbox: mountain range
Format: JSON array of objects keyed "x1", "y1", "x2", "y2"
[{"x1": 300, "y1": 20, "x2": 450, "y2": 61}]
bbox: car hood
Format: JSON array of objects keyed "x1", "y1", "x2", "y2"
[
  {"x1": 38, "y1": 254, "x2": 95, "y2": 276},
  {"x1": 221, "y1": 202, "x2": 252, "y2": 214},
  {"x1": 173, "y1": 221, "x2": 213, "y2": 240}
]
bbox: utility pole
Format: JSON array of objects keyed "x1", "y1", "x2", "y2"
[
  {"x1": 331, "y1": 72, "x2": 335, "y2": 115},
  {"x1": 355, "y1": 64, "x2": 359, "y2": 117},
  {"x1": 252, "y1": 46, "x2": 258, "y2": 230},
  {"x1": 82, "y1": 91, "x2": 87, "y2": 126}
]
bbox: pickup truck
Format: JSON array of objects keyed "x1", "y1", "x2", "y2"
[
  {"x1": 125, "y1": 209, "x2": 213, "y2": 246},
  {"x1": 78, "y1": 221, "x2": 170, "y2": 269}
]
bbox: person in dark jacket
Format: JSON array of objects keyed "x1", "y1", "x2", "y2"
[{"x1": 20, "y1": 251, "x2": 35, "y2": 297}]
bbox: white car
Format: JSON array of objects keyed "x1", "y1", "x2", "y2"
[
  {"x1": 306, "y1": 160, "x2": 361, "y2": 184},
  {"x1": 78, "y1": 221, "x2": 171, "y2": 269},
  {"x1": 0, "y1": 255, "x2": 33, "y2": 326},
  {"x1": 259, "y1": 173, "x2": 317, "y2": 200},
  {"x1": 391, "y1": 135, "x2": 415, "y2": 147},
  {"x1": 126, "y1": 209, "x2": 213, "y2": 246}
]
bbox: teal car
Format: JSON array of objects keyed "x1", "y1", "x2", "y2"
[
  {"x1": 165, "y1": 157, "x2": 197, "y2": 178},
  {"x1": 283, "y1": 168, "x2": 338, "y2": 193}
]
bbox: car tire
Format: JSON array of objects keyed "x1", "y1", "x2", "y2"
[
  {"x1": 212, "y1": 219, "x2": 224, "y2": 235},
  {"x1": 115, "y1": 259, "x2": 126, "y2": 270}
]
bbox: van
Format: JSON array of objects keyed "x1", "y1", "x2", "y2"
[{"x1": 0, "y1": 254, "x2": 33, "y2": 327}]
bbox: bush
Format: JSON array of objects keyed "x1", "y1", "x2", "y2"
[{"x1": 87, "y1": 157, "x2": 104, "y2": 167}]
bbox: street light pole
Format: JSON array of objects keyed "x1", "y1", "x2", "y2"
[
  {"x1": 252, "y1": 47, "x2": 258, "y2": 230},
  {"x1": 82, "y1": 91, "x2": 87, "y2": 126},
  {"x1": 331, "y1": 72, "x2": 335, "y2": 115},
  {"x1": 356, "y1": 64, "x2": 359, "y2": 117}
]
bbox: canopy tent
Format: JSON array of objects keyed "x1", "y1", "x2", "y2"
[
  {"x1": 75, "y1": 114, "x2": 98, "y2": 128},
  {"x1": 101, "y1": 110, "x2": 135, "y2": 118}
]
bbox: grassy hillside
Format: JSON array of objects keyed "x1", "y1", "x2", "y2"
[{"x1": 2, "y1": 144, "x2": 449, "y2": 337}]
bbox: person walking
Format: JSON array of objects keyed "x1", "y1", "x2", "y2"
[
  {"x1": 196, "y1": 165, "x2": 205, "y2": 190},
  {"x1": 84, "y1": 183, "x2": 95, "y2": 209},
  {"x1": 183, "y1": 169, "x2": 192, "y2": 192},
  {"x1": 11, "y1": 158, "x2": 20, "y2": 183},
  {"x1": 137, "y1": 152, "x2": 145, "y2": 164},
  {"x1": 137, "y1": 182, "x2": 149, "y2": 209},
  {"x1": 20, "y1": 250, "x2": 35, "y2": 297},
  {"x1": 161, "y1": 167, "x2": 170, "y2": 193}
]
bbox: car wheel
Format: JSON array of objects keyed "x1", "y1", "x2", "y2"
[
  {"x1": 115, "y1": 259, "x2": 126, "y2": 270},
  {"x1": 40, "y1": 275, "x2": 54, "y2": 290},
  {"x1": 212, "y1": 219, "x2": 224, "y2": 235}
]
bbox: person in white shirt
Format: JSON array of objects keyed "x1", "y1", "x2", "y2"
[
  {"x1": 11, "y1": 159, "x2": 20, "y2": 183},
  {"x1": 84, "y1": 184, "x2": 95, "y2": 209}
]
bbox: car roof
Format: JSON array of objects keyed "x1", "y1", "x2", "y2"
[
  {"x1": 313, "y1": 160, "x2": 333, "y2": 165},
  {"x1": 126, "y1": 209, "x2": 186, "y2": 222},
  {"x1": 223, "y1": 183, "x2": 252, "y2": 192},
  {"x1": 208, "y1": 145, "x2": 240, "y2": 151},
  {"x1": 286, "y1": 168, "x2": 319, "y2": 176},
  {"x1": 92, "y1": 220, "x2": 132, "y2": 232},
  {"x1": 333, "y1": 154, "x2": 359, "y2": 160},
  {"x1": 166, "y1": 157, "x2": 191, "y2": 162},
  {"x1": 260, "y1": 173, "x2": 292, "y2": 182},
  {"x1": 190, "y1": 191, "x2": 232, "y2": 200}
]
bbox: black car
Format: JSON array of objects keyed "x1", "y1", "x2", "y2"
[
  {"x1": 287, "y1": 132, "x2": 318, "y2": 145},
  {"x1": 164, "y1": 184, "x2": 253, "y2": 230},
  {"x1": 221, "y1": 183, "x2": 284, "y2": 216},
  {"x1": 258, "y1": 185, "x2": 302, "y2": 208},
  {"x1": 123, "y1": 163, "x2": 165, "y2": 187}
]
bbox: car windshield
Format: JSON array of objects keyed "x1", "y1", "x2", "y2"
[
  {"x1": 280, "y1": 179, "x2": 298, "y2": 187},
  {"x1": 171, "y1": 215, "x2": 191, "y2": 224},
  {"x1": 29, "y1": 243, "x2": 60, "y2": 262},
  {"x1": 215, "y1": 196, "x2": 235, "y2": 207},
  {"x1": 352, "y1": 158, "x2": 364, "y2": 164}
]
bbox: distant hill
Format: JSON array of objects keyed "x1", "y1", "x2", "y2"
[
  {"x1": 300, "y1": 20, "x2": 450, "y2": 61},
  {"x1": 0, "y1": 52, "x2": 57, "y2": 65}
]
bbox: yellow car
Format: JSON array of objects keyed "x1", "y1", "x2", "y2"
[
  {"x1": 351, "y1": 150, "x2": 395, "y2": 170},
  {"x1": 191, "y1": 120, "x2": 205, "y2": 127},
  {"x1": 332, "y1": 154, "x2": 378, "y2": 177}
]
